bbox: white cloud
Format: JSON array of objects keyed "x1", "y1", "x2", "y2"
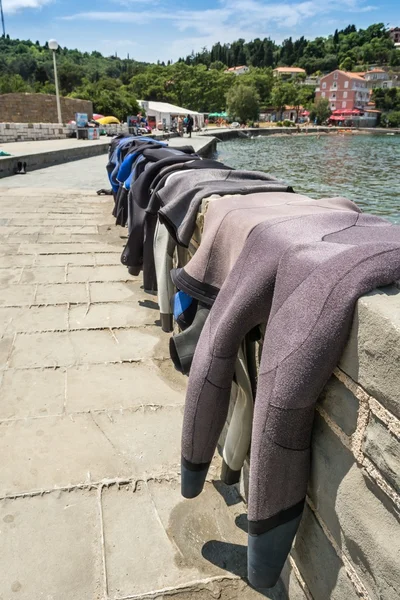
[
  {"x1": 60, "y1": 0, "x2": 378, "y2": 59},
  {"x1": 2, "y1": 0, "x2": 52, "y2": 13}
]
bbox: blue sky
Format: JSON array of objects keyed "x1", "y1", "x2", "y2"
[{"x1": 2, "y1": 0, "x2": 400, "y2": 63}]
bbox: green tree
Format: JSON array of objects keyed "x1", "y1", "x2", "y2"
[
  {"x1": 310, "y1": 98, "x2": 331, "y2": 124},
  {"x1": 0, "y1": 74, "x2": 31, "y2": 93},
  {"x1": 226, "y1": 84, "x2": 260, "y2": 123},
  {"x1": 339, "y1": 56, "x2": 354, "y2": 71}
]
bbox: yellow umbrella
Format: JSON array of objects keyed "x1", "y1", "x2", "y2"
[{"x1": 95, "y1": 116, "x2": 120, "y2": 125}]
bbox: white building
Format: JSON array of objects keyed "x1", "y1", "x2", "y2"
[
  {"x1": 224, "y1": 66, "x2": 250, "y2": 76},
  {"x1": 364, "y1": 69, "x2": 392, "y2": 89},
  {"x1": 138, "y1": 101, "x2": 204, "y2": 130},
  {"x1": 273, "y1": 67, "x2": 306, "y2": 79}
]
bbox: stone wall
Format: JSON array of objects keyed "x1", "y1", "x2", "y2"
[
  {"x1": 232, "y1": 285, "x2": 400, "y2": 599},
  {"x1": 0, "y1": 93, "x2": 92, "y2": 124},
  {"x1": 0, "y1": 122, "x2": 71, "y2": 142}
]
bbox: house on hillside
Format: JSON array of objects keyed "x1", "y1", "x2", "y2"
[
  {"x1": 315, "y1": 70, "x2": 369, "y2": 112},
  {"x1": 364, "y1": 69, "x2": 392, "y2": 89},
  {"x1": 389, "y1": 27, "x2": 400, "y2": 45},
  {"x1": 273, "y1": 67, "x2": 306, "y2": 80},
  {"x1": 224, "y1": 65, "x2": 249, "y2": 76}
]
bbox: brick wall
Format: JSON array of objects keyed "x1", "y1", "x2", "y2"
[
  {"x1": 0, "y1": 93, "x2": 93, "y2": 124},
  {"x1": 226, "y1": 285, "x2": 400, "y2": 599}
]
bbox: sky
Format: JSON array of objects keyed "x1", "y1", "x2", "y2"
[{"x1": 2, "y1": 0, "x2": 400, "y2": 63}]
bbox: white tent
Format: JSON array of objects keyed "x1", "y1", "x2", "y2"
[{"x1": 138, "y1": 100, "x2": 204, "y2": 129}]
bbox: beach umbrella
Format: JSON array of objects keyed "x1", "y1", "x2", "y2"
[
  {"x1": 93, "y1": 113, "x2": 105, "y2": 121},
  {"x1": 96, "y1": 116, "x2": 120, "y2": 125}
]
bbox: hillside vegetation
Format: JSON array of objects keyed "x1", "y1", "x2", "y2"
[{"x1": 0, "y1": 23, "x2": 398, "y2": 119}]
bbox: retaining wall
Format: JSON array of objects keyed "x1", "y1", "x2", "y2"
[
  {"x1": 225, "y1": 285, "x2": 400, "y2": 599},
  {"x1": 0, "y1": 93, "x2": 92, "y2": 124},
  {"x1": 0, "y1": 122, "x2": 70, "y2": 143}
]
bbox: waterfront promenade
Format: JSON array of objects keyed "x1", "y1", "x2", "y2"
[{"x1": 0, "y1": 157, "x2": 293, "y2": 600}]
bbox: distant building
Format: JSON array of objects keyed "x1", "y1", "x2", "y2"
[
  {"x1": 224, "y1": 65, "x2": 249, "y2": 76},
  {"x1": 304, "y1": 76, "x2": 320, "y2": 88},
  {"x1": 273, "y1": 67, "x2": 306, "y2": 79},
  {"x1": 315, "y1": 70, "x2": 369, "y2": 111},
  {"x1": 389, "y1": 27, "x2": 400, "y2": 44},
  {"x1": 364, "y1": 68, "x2": 391, "y2": 89}
]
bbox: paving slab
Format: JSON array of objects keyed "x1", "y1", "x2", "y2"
[
  {"x1": 68, "y1": 301, "x2": 157, "y2": 330},
  {"x1": 66, "y1": 362, "x2": 185, "y2": 413},
  {"x1": 0, "y1": 407, "x2": 183, "y2": 496},
  {"x1": 0, "y1": 267, "x2": 23, "y2": 285},
  {"x1": 9, "y1": 328, "x2": 161, "y2": 368},
  {"x1": 19, "y1": 266, "x2": 67, "y2": 284},
  {"x1": 67, "y1": 264, "x2": 130, "y2": 283},
  {"x1": 0, "y1": 304, "x2": 68, "y2": 334},
  {"x1": 102, "y1": 480, "x2": 247, "y2": 598},
  {"x1": 89, "y1": 281, "x2": 144, "y2": 303},
  {"x1": 0, "y1": 283, "x2": 36, "y2": 306},
  {"x1": 0, "y1": 489, "x2": 103, "y2": 600},
  {"x1": 35, "y1": 252, "x2": 97, "y2": 266},
  {"x1": 35, "y1": 282, "x2": 88, "y2": 305},
  {"x1": 0, "y1": 367, "x2": 65, "y2": 419}
]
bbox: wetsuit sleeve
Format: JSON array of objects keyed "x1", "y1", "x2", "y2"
[
  {"x1": 247, "y1": 241, "x2": 400, "y2": 588},
  {"x1": 181, "y1": 226, "x2": 277, "y2": 498},
  {"x1": 154, "y1": 221, "x2": 176, "y2": 332}
]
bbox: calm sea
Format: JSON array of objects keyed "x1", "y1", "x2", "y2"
[{"x1": 216, "y1": 133, "x2": 400, "y2": 224}]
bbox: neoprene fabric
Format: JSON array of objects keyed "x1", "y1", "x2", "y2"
[
  {"x1": 157, "y1": 169, "x2": 289, "y2": 247},
  {"x1": 172, "y1": 193, "x2": 360, "y2": 304},
  {"x1": 180, "y1": 211, "x2": 400, "y2": 588}
]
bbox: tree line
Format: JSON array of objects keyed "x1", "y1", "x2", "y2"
[
  {"x1": 180, "y1": 24, "x2": 399, "y2": 74},
  {"x1": 0, "y1": 23, "x2": 398, "y2": 122}
]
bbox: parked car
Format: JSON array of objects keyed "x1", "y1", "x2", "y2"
[{"x1": 230, "y1": 122, "x2": 240, "y2": 128}]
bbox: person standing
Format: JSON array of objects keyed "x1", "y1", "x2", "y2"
[{"x1": 186, "y1": 114, "x2": 194, "y2": 138}]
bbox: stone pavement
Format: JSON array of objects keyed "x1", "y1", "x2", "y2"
[{"x1": 0, "y1": 162, "x2": 293, "y2": 600}]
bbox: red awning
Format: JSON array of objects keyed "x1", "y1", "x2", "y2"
[{"x1": 332, "y1": 109, "x2": 361, "y2": 115}]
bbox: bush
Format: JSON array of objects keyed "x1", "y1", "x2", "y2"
[
  {"x1": 382, "y1": 111, "x2": 400, "y2": 128},
  {"x1": 276, "y1": 121, "x2": 283, "y2": 126},
  {"x1": 282, "y1": 119, "x2": 295, "y2": 127}
]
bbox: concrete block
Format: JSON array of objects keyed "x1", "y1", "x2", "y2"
[
  {"x1": 9, "y1": 328, "x2": 160, "y2": 368},
  {"x1": 292, "y1": 505, "x2": 359, "y2": 600},
  {"x1": 317, "y1": 375, "x2": 359, "y2": 436},
  {"x1": 101, "y1": 480, "x2": 246, "y2": 598},
  {"x1": 340, "y1": 289, "x2": 400, "y2": 418},
  {"x1": 89, "y1": 281, "x2": 143, "y2": 303},
  {"x1": 364, "y1": 415, "x2": 400, "y2": 493},
  {"x1": 34, "y1": 283, "x2": 88, "y2": 305},
  {"x1": 19, "y1": 266, "x2": 66, "y2": 284},
  {"x1": 0, "y1": 284, "x2": 35, "y2": 306},
  {"x1": 0, "y1": 368, "x2": 65, "y2": 419},
  {"x1": 66, "y1": 362, "x2": 184, "y2": 413},
  {"x1": 67, "y1": 265, "x2": 129, "y2": 283},
  {"x1": 0, "y1": 490, "x2": 103, "y2": 599},
  {"x1": 68, "y1": 301, "x2": 157, "y2": 329},
  {"x1": 309, "y1": 415, "x2": 400, "y2": 600},
  {"x1": 0, "y1": 305, "x2": 68, "y2": 333}
]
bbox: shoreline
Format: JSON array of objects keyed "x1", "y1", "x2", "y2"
[{"x1": 200, "y1": 126, "x2": 400, "y2": 142}]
